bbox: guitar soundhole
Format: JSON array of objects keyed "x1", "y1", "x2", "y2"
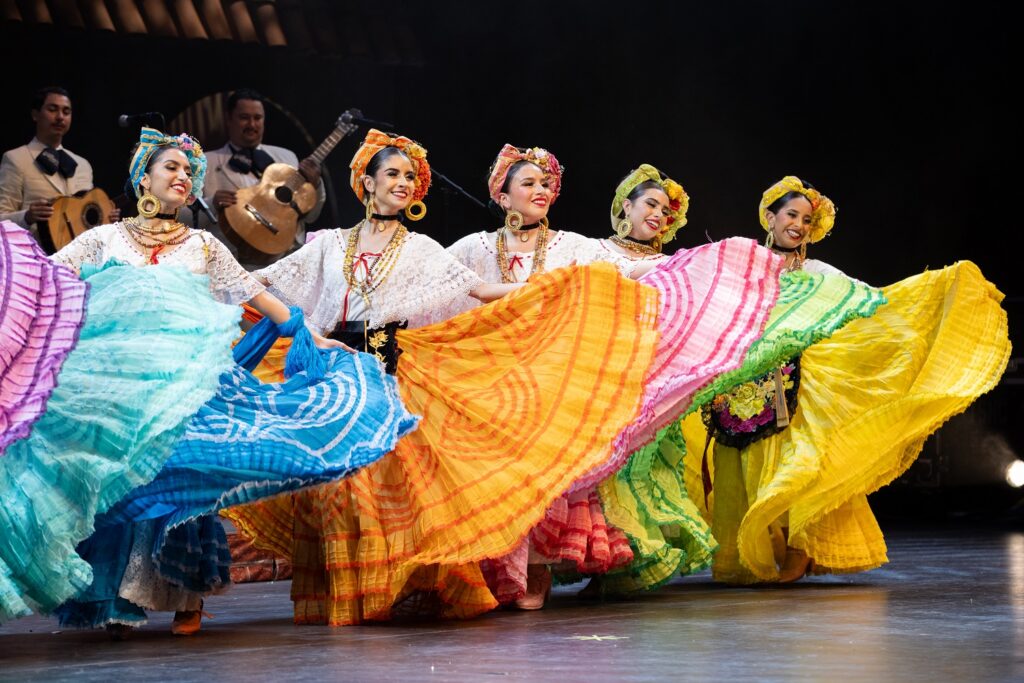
[
  {"x1": 274, "y1": 186, "x2": 294, "y2": 204},
  {"x1": 83, "y1": 203, "x2": 101, "y2": 228}
]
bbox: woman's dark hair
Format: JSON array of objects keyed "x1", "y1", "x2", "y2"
[
  {"x1": 124, "y1": 144, "x2": 185, "y2": 196},
  {"x1": 31, "y1": 86, "x2": 70, "y2": 111},
  {"x1": 766, "y1": 179, "x2": 816, "y2": 214},
  {"x1": 625, "y1": 180, "x2": 666, "y2": 204},
  {"x1": 487, "y1": 159, "x2": 541, "y2": 217},
  {"x1": 365, "y1": 146, "x2": 409, "y2": 179}
]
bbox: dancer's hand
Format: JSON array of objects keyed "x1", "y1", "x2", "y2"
[{"x1": 313, "y1": 332, "x2": 355, "y2": 353}]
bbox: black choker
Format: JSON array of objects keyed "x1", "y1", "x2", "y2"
[
  {"x1": 155, "y1": 212, "x2": 179, "y2": 220},
  {"x1": 371, "y1": 212, "x2": 404, "y2": 222},
  {"x1": 519, "y1": 221, "x2": 542, "y2": 231},
  {"x1": 772, "y1": 244, "x2": 800, "y2": 253}
]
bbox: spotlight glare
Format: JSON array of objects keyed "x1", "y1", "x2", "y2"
[{"x1": 1006, "y1": 460, "x2": 1024, "y2": 488}]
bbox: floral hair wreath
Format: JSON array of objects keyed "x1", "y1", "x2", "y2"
[
  {"x1": 758, "y1": 175, "x2": 837, "y2": 244},
  {"x1": 349, "y1": 128, "x2": 431, "y2": 204},
  {"x1": 128, "y1": 127, "x2": 207, "y2": 202},
  {"x1": 487, "y1": 144, "x2": 563, "y2": 204},
  {"x1": 610, "y1": 163, "x2": 689, "y2": 245}
]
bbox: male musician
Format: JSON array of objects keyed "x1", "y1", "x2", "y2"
[
  {"x1": 0, "y1": 86, "x2": 117, "y2": 243},
  {"x1": 199, "y1": 88, "x2": 325, "y2": 265}
]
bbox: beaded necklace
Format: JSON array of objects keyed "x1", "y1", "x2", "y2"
[
  {"x1": 496, "y1": 223, "x2": 548, "y2": 283},
  {"x1": 343, "y1": 222, "x2": 408, "y2": 308},
  {"x1": 610, "y1": 234, "x2": 661, "y2": 257},
  {"x1": 123, "y1": 217, "x2": 193, "y2": 264}
]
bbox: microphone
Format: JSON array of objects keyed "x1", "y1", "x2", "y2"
[
  {"x1": 340, "y1": 110, "x2": 395, "y2": 130},
  {"x1": 192, "y1": 195, "x2": 218, "y2": 225},
  {"x1": 118, "y1": 112, "x2": 165, "y2": 128}
]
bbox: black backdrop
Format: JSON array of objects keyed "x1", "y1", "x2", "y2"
[{"x1": 0, "y1": 0, "x2": 1021, "y2": 514}]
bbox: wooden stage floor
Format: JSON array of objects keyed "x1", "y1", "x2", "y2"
[{"x1": 2, "y1": 527, "x2": 1021, "y2": 682}]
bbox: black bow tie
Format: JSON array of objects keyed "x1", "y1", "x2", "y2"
[
  {"x1": 228, "y1": 145, "x2": 273, "y2": 178},
  {"x1": 36, "y1": 146, "x2": 78, "y2": 178}
]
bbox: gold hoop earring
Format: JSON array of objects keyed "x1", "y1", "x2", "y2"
[
  {"x1": 504, "y1": 209, "x2": 524, "y2": 231},
  {"x1": 137, "y1": 193, "x2": 161, "y2": 219},
  {"x1": 405, "y1": 200, "x2": 427, "y2": 222},
  {"x1": 764, "y1": 230, "x2": 775, "y2": 250},
  {"x1": 651, "y1": 235, "x2": 663, "y2": 253},
  {"x1": 364, "y1": 197, "x2": 376, "y2": 224},
  {"x1": 615, "y1": 217, "x2": 633, "y2": 238}
]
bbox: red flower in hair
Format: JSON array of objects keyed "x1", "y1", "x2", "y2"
[{"x1": 670, "y1": 199, "x2": 681, "y2": 211}]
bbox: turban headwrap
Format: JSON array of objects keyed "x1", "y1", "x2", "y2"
[
  {"x1": 758, "y1": 176, "x2": 837, "y2": 244},
  {"x1": 487, "y1": 144, "x2": 563, "y2": 204},
  {"x1": 610, "y1": 163, "x2": 689, "y2": 245},
  {"x1": 349, "y1": 129, "x2": 431, "y2": 204},
  {"x1": 128, "y1": 127, "x2": 206, "y2": 203}
]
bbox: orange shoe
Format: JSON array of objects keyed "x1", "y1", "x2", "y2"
[
  {"x1": 514, "y1": 564, "x2": 552, "y2": 610},
  {"x1": 171, "y1": 605, "x2": 212, "y2": 636},
  {"x1": 777, "y1": 547, "x2": 813, "y2": 583}
]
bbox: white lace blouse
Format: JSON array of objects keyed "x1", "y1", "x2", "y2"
[
  {"x1": 51, "y1": 223, "x2": 266, "y2": 305},
  {"x1": 256, "y1": 228, "x2": 484, "y2": 333}
]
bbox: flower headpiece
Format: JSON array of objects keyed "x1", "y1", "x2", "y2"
[
  {"x1": 758, "y1": 176, "x2": 836, "y2": 244},
  {"x1": 487, "y1": 144, "x2": 563, "y2": 204},
  {"x1": 128, "y1": 127, "x2": 206, "y2": 202},
  {"x1": 349, "y1": 129, "x2": 431, "y2": 204},
  {"x1": 610, "y1": 164, "x2": 689, "y2": 245}
]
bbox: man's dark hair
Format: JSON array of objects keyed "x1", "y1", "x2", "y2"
[
  {"x1": 32, "y1": 86, "x2": 70, "y2": 111},
  {"x1": 227, "y1": 88, "x2": 264, "y2": 113}
]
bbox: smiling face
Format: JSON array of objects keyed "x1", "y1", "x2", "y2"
[
  {"x1": 765, "y1": 194, "x2": 814, "y2": 249},
  {"x1": 497, "y1": 162, "x2": 553, "y2": 224},
  {"x1": 621, "y1": 186, "x2": 671, "y2": 241},
  {"x1": 32, "y1": 93, "x2": 72, "y2": 143},
  {"x1": 140, "y1": 148, "x2": 193, "y2": 211},
  {"x1": 226, "y1": 98, "x2": 265, "y2": 149},
  {"x1": 362, "y1": 149, "x2": 416, "y2": 215}
]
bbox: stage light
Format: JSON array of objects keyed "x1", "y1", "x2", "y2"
[{"x1": 1005, "y1": 460, "x2": 1024, "y2": 488}]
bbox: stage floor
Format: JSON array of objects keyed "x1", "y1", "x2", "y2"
[{"x1": 1, "y1": 527, "x2": 1021, "y2": 682}]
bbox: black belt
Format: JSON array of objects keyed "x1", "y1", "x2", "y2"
[{"x1": 328, "y1": 320, "x2": 407, "y2": 375}]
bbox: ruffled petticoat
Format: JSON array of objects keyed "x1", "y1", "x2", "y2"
[
  {"x1": 691, "y1": 261, "x2": 1010, "y2": 583},
  {"x1": 225, "y1": 263, "x2": 661, "y2": 624}
]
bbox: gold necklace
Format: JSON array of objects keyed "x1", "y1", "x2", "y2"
[
  {"x1": 343, "y1": 223, "x2": 408, "y2": 307},
  {"x1": 496, "y1": 223, "x2": 548, "y2": 283},
  {"x1": 610, "y1": 234, "x2": 660, "y2": 257},
  {"x1": 123, "y1": 217, "x2": 191, "y2": 250}
]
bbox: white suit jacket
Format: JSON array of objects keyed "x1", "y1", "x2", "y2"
[{"x1": 0, "y1": 137, "x2": 94, "y2": 234}]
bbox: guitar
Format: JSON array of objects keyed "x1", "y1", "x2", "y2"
[
  {"x1": 37, "y1": 188, "x2": 115, "y2": 254},
  {"x1": 221, "y1": 111, "x2": 360, "y2": 257}
]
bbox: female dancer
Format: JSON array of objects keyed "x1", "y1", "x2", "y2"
[
  {"x1": 1, "y1": 128, "x2": 416, "y2": 635},
  {"x1": 686, "y1": 176, "x2": 1010, "y2": 584},
  {"x1": 450, "y1": 155, "x2": 795, "y2": 609},
  {"x1": 225, "y1": 130, "x2": 663, "y2": 625}
]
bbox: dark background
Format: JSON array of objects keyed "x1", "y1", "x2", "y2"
[{"x1": 2, "y1": 0, "x2": 1020, "y2": 517}]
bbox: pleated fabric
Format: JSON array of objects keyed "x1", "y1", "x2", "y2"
[
  {"x1": 225, "y1": 262, "x2": 661, "y2": 624},
  {"x1": 486, "y1": 237, "x2": 784, "y2": 601},
  {"x1": 1, "y1": 221, "x2": 87, "y2": 456},
  {"x1": 693, "y1": 262, "x2": 1010, "y2": 583},
  {"x1": 598, "y1": 269, "x2": 888, "y2": 592},
  {"x1": 1, "y1": 261, "x2": 239, "y2": 621}
]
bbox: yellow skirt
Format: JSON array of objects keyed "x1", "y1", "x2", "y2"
[
  {"x1": 225, "y1": 263, "x2": 660, "y2": 624},
  {"x1": 693, "y1": 262, "x2": 1011, "y2": 582}
]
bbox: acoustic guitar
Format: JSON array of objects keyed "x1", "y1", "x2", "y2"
[
  {"x1": 37, "y1": 187, "x2": 115, "y2": 254},
  {"x1": 221, "y1": 112, "x2": 359, "y2": 257}
]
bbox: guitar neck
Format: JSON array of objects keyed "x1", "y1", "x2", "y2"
[{"x1": 309, "y1": 126, "x2": 349, "y2": 165}]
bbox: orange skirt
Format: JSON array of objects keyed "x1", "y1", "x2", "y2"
[{"x1": 225, "y1": 263, "x2": 660, "y2": 624}]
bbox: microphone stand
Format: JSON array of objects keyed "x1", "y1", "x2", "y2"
[{"x1": 428, "y1": 165, "x2": 488, "y2": 240}]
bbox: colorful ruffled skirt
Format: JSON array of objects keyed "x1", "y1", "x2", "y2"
[
  {"x1": 1, "y1": 221, "x2": 87, "y2": 456},
  {"x1": 596, "y1": 268, "x2": 888, "y2": 592},
  {"x1": 1, "y1": 260, "x2": 240, "y2": 622},
  {"x1": 53, "y1": 308, "x2": 418, "y2": 628},
  {"x1": 484, "y1": 237, "x2": 788, "y2": 602},
  {"x1": 225, "y1": 262, "x2": 661, "y2": 625}
]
